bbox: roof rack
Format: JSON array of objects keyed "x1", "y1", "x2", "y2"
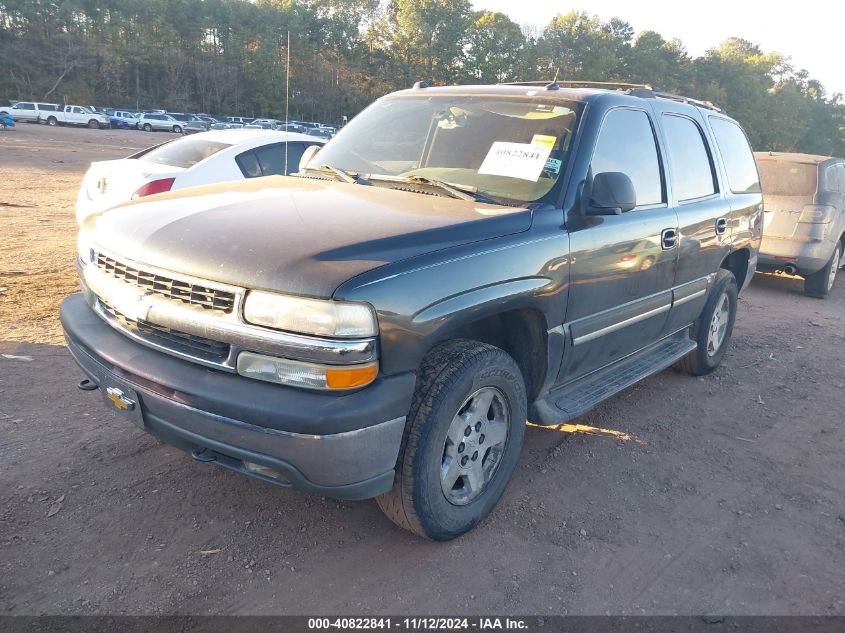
[
  {"x1": 500, "y1": 80, "x2": 653, "y2": 91},
  {"x1": 628, "y1": 87, "x2": 722, "y2": 112},
  {"x1": 498, "y1": 80, "x2": 723, "y2": 112}
]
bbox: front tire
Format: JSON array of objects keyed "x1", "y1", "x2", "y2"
[
  {"x1": 804, "y1": 242, "x2": 841, "y2": 298},
  {"x1": 172, "y1": 125, "x2": 182, "y2": 134},
  {"x1": 376, "y1": 340, "x2": 527, "y2": 540},
  {"x1": 88, "y1": 119, "x2": 99, "y2": 129},
  {"x1": 675, "y1": 269, "x2": 738, "y2": 376}
]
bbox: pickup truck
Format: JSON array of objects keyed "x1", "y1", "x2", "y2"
[
  {"x1": 42, "y1": 105, "x2": 109, "y2": 128},
  {"x1": 62, "y1": 82, "x2": 763, "y2": 540}
]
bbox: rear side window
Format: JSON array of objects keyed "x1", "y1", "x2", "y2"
[
  {"x1": 236, "y1": 143, "x2": 308, "y2": 178},
  {"x1": 591, "y1": 108, "x2": 663, "y2": 206},
  {"x1": 824, "y1": 164, "x2": 845, "y2": 194},
  {"x1": 14, "y1": 103, "x2": 34, "y2": 109},
  {"x1": 709, "y1": 117, "x2": 761, "y2": 194},
  {"x1": 662, "y1": 114, "x2": 716, "y2": 201},
  {"x1": 139, "y1": 138, "x2": 231, "y2": 168},
  {"x1": 38, "y1": 104, "x2": 57, "y2": 111}
]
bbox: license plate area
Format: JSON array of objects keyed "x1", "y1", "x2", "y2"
[{"x1": 99, "y1": 378, "x2": 145, "y2": 428}]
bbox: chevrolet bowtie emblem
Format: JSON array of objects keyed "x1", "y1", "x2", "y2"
[{"x1": 106, "y1": 387, "x2": 135, "y2": 411}]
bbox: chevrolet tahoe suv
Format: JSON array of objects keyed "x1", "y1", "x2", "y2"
[{"x1": 62, "y1": 82, "x2": 762, "y2": 540}]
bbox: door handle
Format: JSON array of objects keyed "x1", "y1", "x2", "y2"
[
  {"x1": 715, "y1": 217, "x2": 727, "y2": 235},
  {"x1": 661, "y1": 228, "x2": 677, "y2": 250}
]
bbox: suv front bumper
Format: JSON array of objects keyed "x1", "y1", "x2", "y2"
[{"x1": 60, "y1": 293, "x2": 415, "y2": 500}]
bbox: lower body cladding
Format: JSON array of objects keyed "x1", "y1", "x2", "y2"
[{"x1": 60, "y1": 293, "x2": 416, "y2": 501}]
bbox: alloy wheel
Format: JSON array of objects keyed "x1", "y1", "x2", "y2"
[{"x1": 440, "y1": 386, "x2": 509, "y2": 506}]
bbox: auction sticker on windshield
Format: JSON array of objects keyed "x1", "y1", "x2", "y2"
[{"x1": 478, "y1": 141, "x2": 553, "y2": 181}]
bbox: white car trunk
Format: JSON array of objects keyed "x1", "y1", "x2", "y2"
[{"x1": 77, "y1": 159, "x2": 184, "y2": 223}]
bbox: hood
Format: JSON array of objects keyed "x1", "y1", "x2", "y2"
[{"x1": 83, "y1": 175, "x2": 532, "y2": 298}]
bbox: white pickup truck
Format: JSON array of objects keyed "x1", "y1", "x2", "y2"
[{"x1": 43, "y1": 105, "x2": 109, "y2": 129}]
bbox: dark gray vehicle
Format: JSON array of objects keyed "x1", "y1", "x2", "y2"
[
  {"x1": 755, "y1": 152, "x2": 845, "y2": 297},
  {"x1": 62, "y1": 82, "x2": 762, "y2": 539}
]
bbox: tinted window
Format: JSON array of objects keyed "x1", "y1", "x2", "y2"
[
  {"x1": 662, "y1": 114, "x2": 716, "y2": 201},
  {"x1": 73, "y1": 107, "x2": 84, "y2": 114},
  {"x1": 824, "y1": 164, "x2": 845, "y2": 194},
  {"x1": 37, "y1": 104, "x2": 57, "y2": 111},
  {"x1": 236, "y1": 143, "x2": 309, "y2": 178},
  {"x1": 236, "y1": 151, "x2": 262, "y2": 177},
  {"x1": 757, "y1": 161, "x2": 817, "y2": 196},
  {"x1": 14, "y1": 103, "x2": 34, "y2": 109},
  {"x1": 591, "y1": 108, "x2": 663, "y2": 206},
  {"x1": 709, "y1": 117, "x2": 761, "y2": 194},
  {"x1": 139, "y1": 138, "x2": 230, "y2": 168}
]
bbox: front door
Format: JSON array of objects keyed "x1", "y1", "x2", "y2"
[{"x1": 562, "y1": 107, "x2": 678, "y2": 381}]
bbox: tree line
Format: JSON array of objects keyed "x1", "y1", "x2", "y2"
[{"x1": 1, "y1": 0, "x2": 843, "y2": 155}]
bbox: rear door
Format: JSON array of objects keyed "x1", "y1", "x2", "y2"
[
  {"x1": 563, "y1": 106, "x2": 679, "y2": 381},
  {"x1": 649, "y1": 102, "x2": 733, "y2": 331}
]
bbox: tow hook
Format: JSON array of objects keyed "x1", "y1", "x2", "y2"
[{"x1": 78, "y1": 378, "x2": 99, "y2": 391}]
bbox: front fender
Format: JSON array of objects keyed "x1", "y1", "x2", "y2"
[{"x1": 335, "y1": 217, "x2": 570, "y2": 376}]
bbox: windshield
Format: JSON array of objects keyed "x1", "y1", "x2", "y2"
[
  {"x1": 313, "y1": 94, "x2": 581, "y2": 203},
  {"x1": 139, "y1": 138, "x2": 231, "y2": 168},
  {"x1": 757, "y1": 161, "x2": 818, "y2": 196}
]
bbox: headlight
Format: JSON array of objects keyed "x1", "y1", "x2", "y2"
[
  {"x1": 77, "y1": 232, "x2": 95, "y2": 265},
  {"x1": 237, "y1": 352, "x2": 378, "y2": 390},
  {"x1": 243, "y1": 290, "x2": 377, "y2": 337}
]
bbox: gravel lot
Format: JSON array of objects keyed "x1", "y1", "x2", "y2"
[{"x1": 1, "y1": 124, "x2": 843, "y2": 616}]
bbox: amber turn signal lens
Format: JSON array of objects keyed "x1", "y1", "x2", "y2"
[{"x1": 325, "y1": 364, "x2": 378, "y2": 390}]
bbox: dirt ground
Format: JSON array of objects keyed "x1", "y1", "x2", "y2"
[{"x1": 0, "y1": 124, "x2": 843, "y2": 616}]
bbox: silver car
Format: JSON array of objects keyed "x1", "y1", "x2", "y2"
[
  {"x1": 138, "y1": 113, "x2": 184, "y2": 133},
  {"x1": 756, "y1": 152, "x2": 845, "y2": 298}
]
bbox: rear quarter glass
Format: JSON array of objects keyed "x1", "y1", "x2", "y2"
[{"x1": 709, "y1": 116, "x2": 761, "y2": 194}]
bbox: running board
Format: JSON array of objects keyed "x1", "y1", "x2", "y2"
[{"x1": 530, "y1": 330, "x2": 697, "y2": 425}]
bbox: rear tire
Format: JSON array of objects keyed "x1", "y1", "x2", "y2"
[
  {"x1": 376, "y1": 340, "x2": 526, "y2": 540},
  {"x1": 804, "y1": 242, "x2": 841, "y2": 298},
  {"x1": 675, "y1": 269, "x2": 738, "y2": 376},
  {"x1": 46, "y1": 116, "x2": 57, "y2": 126},
  {"x1": 143, "y1": 123, "x2": 152, "y2": 132}
]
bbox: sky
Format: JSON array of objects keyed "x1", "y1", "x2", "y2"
[{"x1": 473, "y1": 0, "x2": 845, "y2": 98}]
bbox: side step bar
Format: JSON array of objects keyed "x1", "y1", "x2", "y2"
[{"x1": 530, "y1": 330, "x2": 696, "y2": 425}]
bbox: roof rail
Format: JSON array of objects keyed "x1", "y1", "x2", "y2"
[
  {"x1": 498, "y1": 80, "x2": 722, "y2": 111},
  {"x1": 500, "y1": 80, "x2": 653, "y2": 91},
  {"x1": 628, "y1": 87, "x2": 722, "y2": 112}
]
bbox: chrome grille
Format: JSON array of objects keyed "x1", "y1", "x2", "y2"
[
  {"x1": 99, "y1": 300, "x2": 231, "y2": 364},
  {"x1": 96, "y1": 253, "x2": 236, "y2": 314}
]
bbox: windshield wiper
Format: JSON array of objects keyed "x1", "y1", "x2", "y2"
[
  {"x1": 302, "y1": 164, "x2": 365, "y2": 185},
  {"x1": 367, "y1": 174, "x2": 501, "y2": 204}
]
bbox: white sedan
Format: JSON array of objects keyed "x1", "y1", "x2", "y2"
[{"x1": 76, "y1": 129, "x2": 325, "y2": 224}]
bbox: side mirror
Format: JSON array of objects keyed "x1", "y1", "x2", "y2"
[
  {"x1": 298, "y1": 144, "x2": 322, "y2": 172},
  {"x1": 585, "y1": 172, "x2": 637, "y2": 216}
]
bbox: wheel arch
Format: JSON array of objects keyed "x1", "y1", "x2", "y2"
[{"x1": 720, "y1": 248, "x2": 751, "y2": 293}]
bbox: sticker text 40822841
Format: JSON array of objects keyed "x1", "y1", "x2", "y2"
[{"x1": 478, "y1": 134, "x2": 556, "y2": 182}]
